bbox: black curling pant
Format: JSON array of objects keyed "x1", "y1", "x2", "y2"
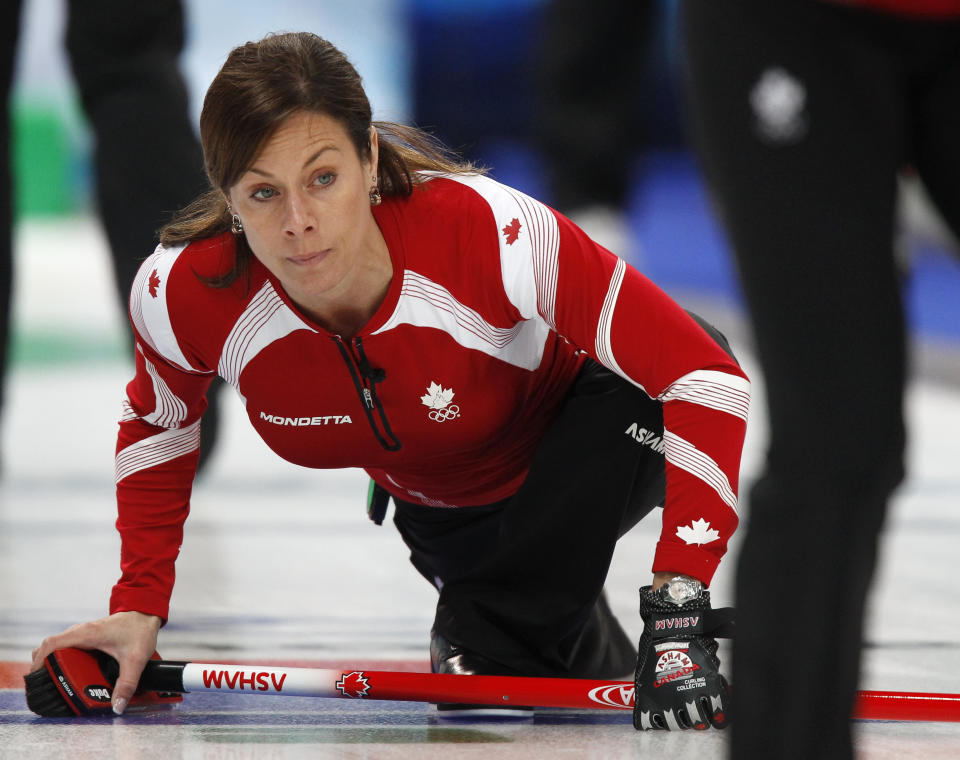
[
  {"x1": 394, "y1": 315, "x2": 737, "y2": 679},
  {"x1": 681, "y1": 1, "x2": 960, "y2": 757}
]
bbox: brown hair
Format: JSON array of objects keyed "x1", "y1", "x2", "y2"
[{"x1": 160, "y1": 32, "x2": 481, "y2": 286}]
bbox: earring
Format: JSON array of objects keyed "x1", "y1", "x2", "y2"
[
  {"x1": 226, "y1": 205, "x2": 243, "y2": 234},
  {"x1": 369, "y1": 181, "x2": 382, "y2": 207}
]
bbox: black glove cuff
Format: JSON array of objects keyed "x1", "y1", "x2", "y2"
[
  {"x1": 639, "y1": 584, "x2": 711, "y2": 638},
  {"x1": 638, "y1": 585, "x2": 735, "y2": 640}
]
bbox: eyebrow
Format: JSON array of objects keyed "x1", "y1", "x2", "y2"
[{"x1": 247, "y1": 146, "x2": 341, "y2": 178}]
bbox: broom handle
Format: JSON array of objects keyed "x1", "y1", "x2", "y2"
[{"x1": 140, "y1": 660, "x2": 960, "y2": 722}]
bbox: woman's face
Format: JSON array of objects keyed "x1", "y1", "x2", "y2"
[{"x1": 227, "y1": 111, "x2": 380, "y2": 307}]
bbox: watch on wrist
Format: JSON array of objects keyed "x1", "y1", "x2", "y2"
[{"x1": 659, "y1": 575, "x2": 704, "y2": 605}]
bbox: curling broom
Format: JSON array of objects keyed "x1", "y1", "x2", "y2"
[{"x1": 23, "y1": 647, "x2": 960, "y2": 723}]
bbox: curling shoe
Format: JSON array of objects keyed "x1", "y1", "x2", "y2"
[{"x1": 430, "y1": 629, "x2": 534, "y2": 719}]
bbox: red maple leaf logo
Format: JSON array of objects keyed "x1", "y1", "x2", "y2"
[
  {"x1": 148, "y1": 269, "x2": 161, "y2": 299},
  {"x1": 502, "y1": 218, "x2": 521, "y2": 245},
  {"x1": 336, "y1": 671, "x2": 371, "y2": 699}
]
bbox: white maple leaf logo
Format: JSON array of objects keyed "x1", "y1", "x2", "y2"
[
  {"x1": 420, "y1": 382, "x2": 455, "y2": 410},
  {"x1": 676, "y1": 518, "x2": 720, "y2": 546}
]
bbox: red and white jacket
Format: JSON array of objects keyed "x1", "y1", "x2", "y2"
[{"x1": 110, "y1": 173, "x2": 750, "y2": 620}]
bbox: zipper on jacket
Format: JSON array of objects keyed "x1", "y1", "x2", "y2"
[{"x1": 333, "y1": 336, "x2": 401, "y2": 452}]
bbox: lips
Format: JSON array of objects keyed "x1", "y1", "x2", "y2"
[{"x1": 288, "y1": 249, "x2": 330, "y2": 265}]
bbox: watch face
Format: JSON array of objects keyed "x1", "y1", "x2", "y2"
[{"x1": 663, "y1": 577, "x2": 702, "y2": 605}]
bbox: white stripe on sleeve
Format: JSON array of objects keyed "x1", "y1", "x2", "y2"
[
  {"x1": 658, "y1": 369, "x2": 750, "y2": 421},
  {"x1": 663, "y1": 429, "x2": 739, "y2": 514},
  {"x1": 115, "y1": 420, "x2": 201, "y2": 483},
  {"x1": 594, "y1": 257, "x2": 649, "y2": 391},
  {"x1": 119, "y1": 401, "x2": 139, "y2": 422},
  {"x1": 141, "y1": 354, "x2": 189, "y2": 429},
  {"x1": 503, "y1": 184, "x2": 560, "y2": 329}
]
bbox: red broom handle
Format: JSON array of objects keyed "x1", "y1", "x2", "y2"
[
  {"x1": 853, "y1": 690, "x2": 960, "y2": 722},
  {"x1": 167, "y1": 662, "x2": 960, "y2": 722}
]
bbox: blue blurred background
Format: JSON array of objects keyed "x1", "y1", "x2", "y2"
[{"x1": 10, "y1": 0, "x2": 959, "y2": 348}]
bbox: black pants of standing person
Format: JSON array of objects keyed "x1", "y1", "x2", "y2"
[
  {"x1": 1, "y1": 1, "x2": 219, "y2": 465},
  {"x1": 680, "y1": 1, "x2": 960, "y2": 757},
  {"x1": 532, "y1": 0, "x2": 656, "y2": 212},
  {"x1": 394, "y1": 315, "x2": 737, "y2": 679}
]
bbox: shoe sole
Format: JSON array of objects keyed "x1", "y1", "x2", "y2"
[{"x1": 434, "y1": 704, "x2": 534, "y2": 720}]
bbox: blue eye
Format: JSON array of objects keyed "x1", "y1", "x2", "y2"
[
  {"x1": 252, "y1": 187, "x2": 277, "y2": 200},
  {"x1": 314, "y1": 173, "x2": 335, "y2": 186}
]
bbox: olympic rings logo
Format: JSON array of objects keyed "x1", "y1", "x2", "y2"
[{"x1": 428, "y1": 404, "x2": 461, "y2": 422}]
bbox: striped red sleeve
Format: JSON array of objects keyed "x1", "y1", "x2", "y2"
[
  {"x1": 110, "y1": 334, "x2": 212, "y2": 621},
  {"x1": 110, "y1": 247, "x2": 215, "y2": 620}
]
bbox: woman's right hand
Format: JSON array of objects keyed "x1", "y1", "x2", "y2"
[{"x1": 31, "y1": 610, "x2": 163, "y2": 715}]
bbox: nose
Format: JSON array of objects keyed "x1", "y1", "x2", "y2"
[{"x1": 282, "y1": 190, "x2": 317, "y2": 238}]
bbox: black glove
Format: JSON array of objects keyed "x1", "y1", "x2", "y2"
[{"x1": 633, "y1": 582, "x2": 733, "y2": 730}]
